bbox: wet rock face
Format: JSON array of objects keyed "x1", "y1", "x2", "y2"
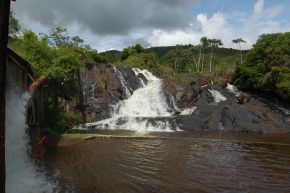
[
  {"x1": 177, "y1": 84, "x2": 290, "y2": 134},
  {"x1": 80, "y1": 64, "x2": 141, "y2": 122},
  {"x1": 162, "y1": 80, "x2": 197, "y2": 110}
]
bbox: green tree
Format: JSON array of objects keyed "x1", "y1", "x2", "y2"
[
  {"x1": 47, "y1": 27, "x2": 70, "y2": 47},
  {"x1": 200, "y1": 37, "x2": 209, "y2": 73},
  {"x1": 21, "y1": 30, "x2": 84, "y2": 129},
  {"x1": 232, "y1": 38, "x2": 246, "y2": 64},
  {"x1": 233, "y1": 32, "x2": 290, "y2": 100},
  {"x1": 208, "y1": 39, "x2": 223, "y2": 72},
  {"x1": 8, "y1": 11, "x2": 21, "y2": 37}
]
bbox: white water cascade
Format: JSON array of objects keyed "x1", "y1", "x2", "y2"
[
  {"x1": 208, "y1": 89, "x2": 227, "y2": 104},
  {"x1": 113, "y1": 66, "x2": 132, "y2": 97},
  {"x1": 226, "y1": 83, "x2": 240, "y2": 96},
  {"x1": 86, "y1": 68, "x2": 181, "y2": 132},
  {"x1": 5, "y1": 88, "x2": 56, "y2": 193}
]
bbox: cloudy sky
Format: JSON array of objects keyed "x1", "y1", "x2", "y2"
[{"x1": 12, "y1": 0, "x2": 290, "y2": 51}]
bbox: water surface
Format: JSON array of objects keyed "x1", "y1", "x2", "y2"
[{"x1": 46, "y1": 132, "x2": 290, "y2": 193}]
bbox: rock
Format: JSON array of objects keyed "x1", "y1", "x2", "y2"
[
  {"x1": 80, "y1": 64, "x2": 142, "y2": 122},
  {"x1": 237, "y1": 92, "x2": 251, "y2": 104},
  {"x1": 178, "y1": 94, "x2": 290, "y2": 133}
]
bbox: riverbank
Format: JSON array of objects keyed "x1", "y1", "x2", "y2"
[{"x1": 58, "y1": 131, "x2": 290, "y2": 147}]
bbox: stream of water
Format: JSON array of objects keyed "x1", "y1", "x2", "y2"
[{"x1": 5, "y1": 88, "x2": 56, "y2": 193}]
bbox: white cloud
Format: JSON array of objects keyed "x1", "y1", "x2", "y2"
[
  {"x1": 148, "y1": 0, "x2": 289, "y2": 50},
  {"x1": 12, "y1": 0, "x2": 289, "y2": 51},
  {"x1": 253, "y1": 0, "x2": 264, "y2": 21},
  {"x1": 148, "y1": 13, "x2": 235, "y2": 48}
]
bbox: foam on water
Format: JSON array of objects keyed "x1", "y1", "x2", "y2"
[
  {"x1": 226, "y1": 83, "x2": 240, "y2": 96},
  {"x1": 180, "y1": 107, "x2": 197, "y2": 115},
  {"x1": 87, "y1": 68, "x2": 181, "y2": 132},
  {"x1": 5, "y1": 88, "x2": 57, "y2": 193},
  {"x1": 208, "y1": 89, "x2": 227, "y2": 104}
]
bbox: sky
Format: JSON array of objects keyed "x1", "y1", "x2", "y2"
[{"x1": 12, "y1": 0, "x2": 290, "y2": 51}]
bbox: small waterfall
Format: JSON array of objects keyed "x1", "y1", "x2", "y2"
[
  {"x1": 113, "y1": 66, "x2": 132, "y2": 97},
  {"x1": 168, "y1": 94, "x2": 196, "y2": 116},
  {"x1": 226, "y1": 83, "x2": 240, "y2": 96},
  {"x1": 5, "y1": 88, "x2": 56, "y2": 193},
  {"x1": 180, "y1": 107, "x2": 197, "y2": 115},
  {"x1": 208, "y1": 89, "x2": 227, "y2": 104},
  {"x1": 87, "y1": 68, "x2": 181, "y2": 132}
]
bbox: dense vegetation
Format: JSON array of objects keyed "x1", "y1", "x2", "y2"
[
  {"x1": 8, "y1": 12, "x2": 108, "y2": 133},
  {"x1": 103, "y1": 42, "x2": 243, "y2": 82},
  {"x1": 233, "y1": 32, "x2": 290, "y2": 100}
]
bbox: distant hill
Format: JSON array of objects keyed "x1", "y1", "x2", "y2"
[{"x1": 102, "y1": 45, "x2": 242, "y2": 59}]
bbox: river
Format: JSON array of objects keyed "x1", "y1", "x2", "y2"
[{"x1": 45, "y1": 132, "x2": 290, "y2": 193}]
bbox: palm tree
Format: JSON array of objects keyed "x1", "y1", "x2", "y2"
[
  {"x1": 208, "y1": 39, "x2": 223, "y2": 72},
  {"x1": 200, "y1": 37, "x2": 209, "y2": 73},
  {"x1": 232, "y1": 38, "x2": 246, "y2": 64}
]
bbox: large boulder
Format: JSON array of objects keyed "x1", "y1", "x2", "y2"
[{"x1": 177, "y1": 88, "x2": 290, "y2": 134}]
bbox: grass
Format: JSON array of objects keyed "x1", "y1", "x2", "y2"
[{"x1": 61, "y1": 133, "x2": 97, "y2": 139}]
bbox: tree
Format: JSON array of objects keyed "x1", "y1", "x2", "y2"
[
  {"x1": 47, "y1": 27, "x2": 70, "y2": 47},
  {"x1": 121, "y1": 48, "x2": 130, "y2": 61},
  {"x1": 21, "y1": 30, "x2": 84, "y2": 129},
  {"x1": 233, "y1": 32, "x2": 290, "y2": 100},
  {"x1": 208, "y1": 39, "x2": 223, "y2": 72},
  {"x1": 232, "y1": 38, "x2": 246, "y2": 64},
  {"x1": 120, "y1": 44, "x2": 145, "y2": 61},
  {"x1": 8, "y1": 11, "x2": 21, "y2": 37},
  {"x1": 200, "y1": 37, "x2": 209, "y2": 73}
]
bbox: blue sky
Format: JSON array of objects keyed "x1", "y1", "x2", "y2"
[
  {"x1": 193, "y1": 0, "x2": 289, "y2": 19},
  {"x1": 12, "y1": 0, "x2": 290, "y2": 51}
]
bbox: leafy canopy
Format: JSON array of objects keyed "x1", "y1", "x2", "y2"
[{"x1": 233, "y1": 32, "x2": 290, "y2": 100}]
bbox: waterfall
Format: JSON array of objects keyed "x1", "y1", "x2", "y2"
[
  {"x1": 208, "y1": 89, "x2": 227, "y2": 104},
  {"x1": 5, "y1": 88, "x2": 56, "y2": 193},
  {"x1": 86, "y1": 68, "x2": 181, "y2": 132},
  {"x1": 226, "y1": 83, "x2": 240, "y2": 96},
  {"x1": 168, "y1": 94, "x2": 197, "y2": 116},
  {"x1": 113, "y1": 66, "x2": 132, "y2": 97}
]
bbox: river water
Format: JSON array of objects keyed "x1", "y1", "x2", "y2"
[{"x1": 45, "y1": 132, "x2": 290, "y2": 193}]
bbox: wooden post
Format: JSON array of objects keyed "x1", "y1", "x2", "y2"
[{"x1": 0, "y1": 0, "x2": 11, "y2": 191}]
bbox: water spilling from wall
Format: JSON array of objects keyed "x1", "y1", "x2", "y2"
[{"x1": 5, "y1": 88, "x2": 56, "y2": 193}]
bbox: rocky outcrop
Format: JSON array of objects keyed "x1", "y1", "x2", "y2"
[
  {"x1": 176, "y1": 83, "x2": 290, "y2": 134},
  {"x1": 76, "y1": 65, "x2": 290, "y2": 134},
  {"x1": 80, "y1": 64, "x2": 141, "y2": 122}
]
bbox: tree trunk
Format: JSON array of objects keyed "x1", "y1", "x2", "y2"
[
  {"x1": 201, "y1": 53, "x2": 205, "y2": 73},
  {"x1": 210, "y1": 48, "x2": 213, "y2": 72},
  {"x1": 239, "y1": 44, "x2": 243, "y2": 64},
  {"x1": 0, "y1": 0, "x2": 11, "y2": 191},
  {"x1": 197, "y1": 48, "x2": 201, "y2": 73}
]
